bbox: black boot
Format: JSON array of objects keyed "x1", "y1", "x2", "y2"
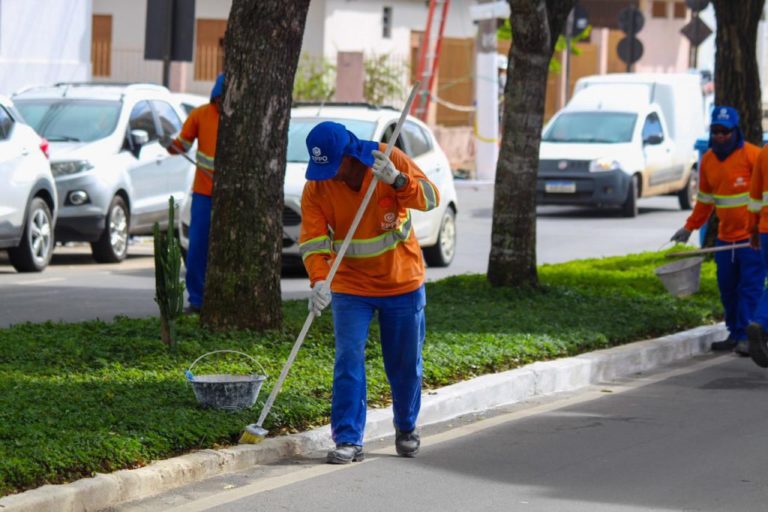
[
  {"x1": 395, "y1": 429, "x2": 420, "y2": 457},
  {"x1": 747, "y1": 323, "x2": 768, "y2": 368},
  {"x1": 711, "y1": 338, "x2": 737, "y2": 351},
  {"x1": 326, "y1": 444, "x2": 364, "y2": 464}
]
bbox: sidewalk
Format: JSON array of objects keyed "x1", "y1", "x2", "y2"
[{"x1": 0, "y1": 323, "x2": 726, "y2": 512}]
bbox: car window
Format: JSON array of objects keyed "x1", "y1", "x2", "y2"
[
  {"x1": 151, "y1": 100, "x2": 183, "y2": 136},
  {"x1": 402, "y1": 121, "x2": 432, "y2": 157},
  {"x1": 0, "y1": 106, "x2": 13, "y2": 140},
  {"x1": 286, "y1": 118, "x2": 377, "y2": 163},
  {"x1": 542, "y1": 112, "x2": 637, "y2": 144},
  {"x1": 642, "y1": 112, "x2": 664, "y2": 141},
  {"x1": 14, "y1": 99, "x2": 121, "y2": 142},
  {"x1": 129, "y1": 101, "x2": 159, "y2": 141},
  {"x1": 382, "y1": 123, "x2": 407, "y2": 154}
]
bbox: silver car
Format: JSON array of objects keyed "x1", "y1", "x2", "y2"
[
  {"x1": 0, "y1": 95, "x2": 57, "y2": 272},
  {"x1": 13, "y1": 83, "x2": 194, "y2": 263}
]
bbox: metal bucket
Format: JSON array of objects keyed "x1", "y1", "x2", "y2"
[
  {"x1": 186, "y1": 350, "x2": 267, "y2": 411},
  {"x1": 655, "y1": 256, "x2": 703, "y2": 298}
]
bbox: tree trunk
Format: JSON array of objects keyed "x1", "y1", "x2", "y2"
[
  {"x1": 703, "y1": 0, "x2": 764, "y2": 248},
  {"x1": 202, "y1": 1, "x2": 310, "y2": 331},
  {"x1": 487, "y1": 0, "x2": 574, "y2": 287}
]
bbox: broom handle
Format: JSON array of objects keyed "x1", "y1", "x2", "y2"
[
  {"x1": 665, "y1": 242, "x2": 751, "y2": 258},
  {"x1": 255, "y1": 82, "x2": 421, "y2": 428}
]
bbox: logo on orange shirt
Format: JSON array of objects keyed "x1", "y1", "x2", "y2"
[{"x1": 381, "y1": 212, "x2": 398, "y2": 231}]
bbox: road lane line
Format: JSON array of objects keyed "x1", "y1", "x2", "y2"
[
  {"x1": 161, "y1": 355, "x2": 728, "y2": 512},
  {"x1": 12, "y1": 277, "x2": 65, "y2": 285}
]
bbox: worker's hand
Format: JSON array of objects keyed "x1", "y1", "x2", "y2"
[
  {"x1": 371, "y1": 150, "x2": 401, "y2": 185},
  {"x1": 670, "y1": 227, "x2": 692, "y2": 244},
  {"x1": 308, "y1": 280, "x2": 332, "y2": 316}
]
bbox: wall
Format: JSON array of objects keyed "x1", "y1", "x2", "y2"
[{"x1": 0, "y1": 0, "x2": 91, "y2": 95}]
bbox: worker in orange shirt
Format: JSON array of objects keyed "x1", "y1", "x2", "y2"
[
  {"x1": 299, "y1": 121, "x2": 440, "y2": 464},
  {"x1": 165, "y1": 73, "x2": 222, "y2": 313},
  {"x1": 746, "y1": 131, "x2": 768, "y2": 368},
  {"x1": 670, "y1": 106, "x2": 763, "y2": 354}
]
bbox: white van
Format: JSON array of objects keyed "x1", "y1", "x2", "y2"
[{"x1": 537, "y1": 73, "x2": 707, "y2": 217}]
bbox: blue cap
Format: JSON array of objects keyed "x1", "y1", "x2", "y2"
[
  {"x1": 305, "y1": 121, "x2": 350, "y2": 181},
  {"x1": 210, "y1": 73, "x2": 225, "y2": 100},
  {"x1": 711, "y1": 105, "x2": 739, "y2": 130}
]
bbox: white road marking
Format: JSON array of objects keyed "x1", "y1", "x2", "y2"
[{"x1": 12, "y1": 277, "x2": 65, "y2": 285}]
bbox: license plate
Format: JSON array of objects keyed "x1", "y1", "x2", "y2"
[{"x1": 545, "y1": 181, "x2": 576, "y2": 193}]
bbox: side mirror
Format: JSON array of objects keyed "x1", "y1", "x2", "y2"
[
  {"x1": 131, "y1": 129, "x2": 149, "y2": 148},
  {"x1": 644, "y1": 134, "x2": 663, "y2": 145}
]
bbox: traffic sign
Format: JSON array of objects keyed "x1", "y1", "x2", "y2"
[
  {"x1": 685, "y1": 0, "x2": 710, "y2": 11},
  {"x1": 617, "y1": 36, "x2": 644, "y2": 65},
  {"x1": 571, "y1": 5, "x2": 589, "y2": 35},
  {"x1": 618, "y1": 6, "x2": 644, "y2": 35},
  {"x1": 680, "y1": 15, "x2": 713, "y2": 47}
]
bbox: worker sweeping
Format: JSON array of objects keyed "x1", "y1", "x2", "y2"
[
  {"x1": 164, "y1": 73, "x2": 223, "y2": 314},
  {"x1": 299, "y1": 121, "x2": 439, "y2": 464},
  {"x1": 670, "y1": 106, "x2": 763, "y2": 355}
]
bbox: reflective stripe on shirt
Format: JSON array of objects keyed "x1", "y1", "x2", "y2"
[
  {"x1": 712, "y1": 192, "x2": 748, "y2": 208},
  {"x1": 749, "y1": 198, "x2": 763, "y2": 213},
  {"x1": 333, "y1": 212, "x2": 413, "y2": 258},
  {"x1": 697, "y1": 191, "x2": 714, "y2": 204},
  {"x1": 419, "y1": 179, "x2": 438, "y2": 211},
  {"x1": 197, "y1": 150, "x2": 215, "y2": 171},
  {"x1": 299, "y1": 235, "x2": 332, "y2": 261}
]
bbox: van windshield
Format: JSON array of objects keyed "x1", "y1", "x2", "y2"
[
  {"x1": 543, "y1": 112, "x2": 637, "y2": 144},
  {"x1": 14, "y1": 99, "x2": 121, "y2": 143}
]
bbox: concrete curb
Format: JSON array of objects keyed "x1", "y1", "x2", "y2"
[{"x1": 0, "y1": 323, "x2": 726, "y2": 512}]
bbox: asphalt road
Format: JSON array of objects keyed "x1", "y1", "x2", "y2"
[
  {"x1": 0, "y1": 184, "x2": 692, "y2": 327},
  {"x1": 111, "y1": 354, "x2": 768, "y2": 512}
]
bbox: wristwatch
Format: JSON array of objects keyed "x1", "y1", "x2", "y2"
[{"x1": 392, "y1": 172, "x2": 409, "y2": 190}]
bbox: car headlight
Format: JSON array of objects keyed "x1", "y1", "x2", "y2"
[
  {"x1": 589, "y1": 158, "x2": 621, "y2": 173},
  {"x1": 50, "y1": 160, "x2": 94, "y2": 177}
]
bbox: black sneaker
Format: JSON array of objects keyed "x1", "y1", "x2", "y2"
[
  {"x1": 735, "y1": 340, "x2": 750, "y2": 357},
  {"x1": 711, "y1": 338, "x2": 737, "y2": 351},
  {"x1": 184, "y1": 304, "x2": 201, "y2": 315},
  {"x1": 326, "y1": 444, "x2": 364, "y2": 464},
  {"x1": 395, "y1": 429, "x2": 420, "y2": 457},
  {"x1": 747, "y1": 322, "x2": 768, "y2": 368}
]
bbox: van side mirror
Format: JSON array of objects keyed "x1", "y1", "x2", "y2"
[
  {"x1": 644, "y1": 134, "x2": 663, "y2": 145},
  {"x1": 131, "y1": 129, "x2": 149, "y2": 148}
]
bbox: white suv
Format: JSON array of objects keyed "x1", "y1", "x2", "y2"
[
  {"x1": 178, "y1": 103, "x2": 459, "y2": 267},
  {"x1": 13, "y1": 83, "x2": 194, "y2": 263},
  {"x1": 0, "y1": 95, "x2": 57, "y2": 272}
]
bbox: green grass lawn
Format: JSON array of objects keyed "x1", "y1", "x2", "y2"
[{"x1": 0, "y1": 251, "x2": 721, "y2": 497}]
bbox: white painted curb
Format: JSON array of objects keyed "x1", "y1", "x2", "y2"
[{"x1": 0, "y1": 323, "x2": 726, "y2": 512}]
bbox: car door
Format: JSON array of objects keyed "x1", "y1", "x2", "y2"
[
  {"x1": 641, "y1": 111, "x2": 676, "y2": 194},
  {"x1": 126, "y1": 100, "x2": 167, "y2": 229},
  {"x1": 0, "y1": 106, "x2": 30, "y2": 244},
  {"x1": 150, "y1": 100, "x2": 193, "y2": 205}
]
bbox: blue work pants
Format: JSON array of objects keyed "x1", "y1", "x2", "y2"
[
  {"x1": 330, "y1": 285, "x2": 426, "y2": 447},
  {"x1": 714, "y1": 238, "x2": 764, "y2": 341},
  {"x1": 186, "y1": 193, "x2": 212, "y2": 308},
  {"x1": 749, "y1": 234, "x2": 768, "y2": 328}
]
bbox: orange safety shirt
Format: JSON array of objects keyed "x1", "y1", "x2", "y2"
[
  {"x1": 748, "y1": 144, "x2": 768, "y2": 233},
  {"x1": 299, "y1": 143, "x2": 440, "y2": 297},
  {"x1": 172, "y1": 102, "x2": 219, "y2": 197},
  {"x1": 684, "y1": 143, "x2": 760, "y2": 242}
]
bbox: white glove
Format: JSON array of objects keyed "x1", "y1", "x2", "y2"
[
  {"x1": 308, "y1": 280, "x2": 332, "y2": 316},
  {"x1": 371, "y1": 149, "x2": 401, "y2": 185},
  {"x1": 670, "y1": 227, "x2": 692, "y2": 244}
]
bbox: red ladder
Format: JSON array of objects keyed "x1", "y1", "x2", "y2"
[{"x1": 411, "y1": 0, "x2": 450, "y2": 121}]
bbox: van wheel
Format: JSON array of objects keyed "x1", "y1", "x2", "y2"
[
  {"x1": 678, "y1": 170, "x2": 697, "y2": 210},
  {"x1": 423, "y1": 208, "x2": 456, "y2": 267},
  {"x1": 8, "y1": 198, "x2": 54, "y2": 272},
  {"x1": 621, "y1": 175, "x2": 639, "y2": 218},
  {"x1": 91, "y1": 196, "x2": 129, "y2": 263}
]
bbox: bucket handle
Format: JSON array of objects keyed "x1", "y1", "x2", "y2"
[{"x1": 186, "y1": 350, "x2": 267, "y2": 381}]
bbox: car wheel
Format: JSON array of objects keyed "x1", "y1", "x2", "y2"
[
  {"x1": 621, "y1": 175, "x2": 639, "y2": 218},
  {"x1": 678, "y1": 169, "x2": 697, "y2": 210},
  {"x1": 423, "y1": 207, "x2": 456, "y2": 267},
  {"x1": 91, "y1": 195, "x2": 129, "y2": 263},
  {"x1": 8, "y1": 197, "x2": 54, "y2": 272}
]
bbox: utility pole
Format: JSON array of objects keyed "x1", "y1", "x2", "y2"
[{"x1": 470, "y1": 0, "x2": 508, "y2": 181}]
